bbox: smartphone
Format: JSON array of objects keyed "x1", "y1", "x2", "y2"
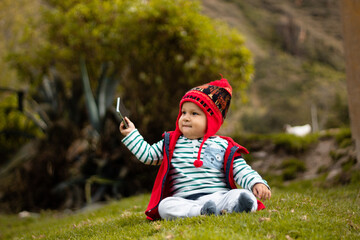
[{"x1": 116, "y1": 97, "x2": 129, "y2": 128}]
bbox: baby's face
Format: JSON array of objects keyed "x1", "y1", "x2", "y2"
[{"x1": 178, "y1": 102, "x2": 207, "y2": 139}]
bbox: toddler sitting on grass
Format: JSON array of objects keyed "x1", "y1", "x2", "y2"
[{"x1": 120, "y1": 77, "x2": 271, "y2": 220}]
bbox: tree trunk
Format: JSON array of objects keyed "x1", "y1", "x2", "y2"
[{"x1": 340, "y1": 0, "x2": 360, "y2": 166}]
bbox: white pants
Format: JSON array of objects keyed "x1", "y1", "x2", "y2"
[{"x1": 158, "y1": 189, "x2": 257, "y2": 220}]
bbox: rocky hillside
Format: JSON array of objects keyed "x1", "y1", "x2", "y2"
[
  {"x1": 200, "y1": 0, "x2": 358, "y2": 184},
  {"x1": 201, "y1": 0, "x2": 343, "y2": 59},
  {"x1": 201, "y1": 0, "x2": 348, "y2": 135},
  {"x1": 230, "y1": 128, "x2": 359, "y2": 186}
]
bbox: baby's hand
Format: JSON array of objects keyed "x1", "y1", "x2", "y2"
[
  {"x1": 252, "y1": 183, "x2": 271, "y2": 200},
  {"x1": 119, "y1": 117, "x2": 135, "y2": 136}
]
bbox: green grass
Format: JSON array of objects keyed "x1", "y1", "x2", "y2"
[{"x1": 1, "y1": 183, "x2": 359, "y2": 239}]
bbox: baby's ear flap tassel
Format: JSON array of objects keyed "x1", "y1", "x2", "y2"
[{"x1": 194, "y1": 159, "x2": 203, "y2": 168}]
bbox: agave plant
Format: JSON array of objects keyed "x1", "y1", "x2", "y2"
[
  {"x1": 0, "y1": 58, "x2": 127, "y2": 211},
  {"x1": 80, "y1": 57, "x2": 121, "y2": 134}
]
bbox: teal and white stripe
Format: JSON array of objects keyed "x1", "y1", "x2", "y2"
[
  {"x1": 122, "y1": 129, "x2": 269, "y2": 198},
  {"x1": 122, "y1": 129, "x2": 163, "y2": 166},
  {"x1": 233, "y1": 157, "x2": 269, "y2": 191},
  {"x1": 168, "y1": 136, "x2": 229, "y2": 198}
]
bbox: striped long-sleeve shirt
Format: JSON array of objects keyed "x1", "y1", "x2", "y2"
[{"x1": 122, "y1": 129, "x2": 269, "y2": 198}]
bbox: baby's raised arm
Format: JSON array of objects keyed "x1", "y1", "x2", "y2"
[{"x1": 119, "y1": 117, "x2": 164, "y2": 166}]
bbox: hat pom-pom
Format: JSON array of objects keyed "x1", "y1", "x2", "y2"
[
  {"x1": 208, "y1": 74, "x2": 232, "y2": 95},
  {"x1": 194, "y1": 160, "x2": 203, "y2": 168}
]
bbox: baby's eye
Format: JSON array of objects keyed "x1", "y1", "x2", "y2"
[
  {"x1": 192, "y1": 112, "x2": 199, "y2": 116},
  {"x1": 181, "y1": 111, "x2": 186, "y2": 115}
]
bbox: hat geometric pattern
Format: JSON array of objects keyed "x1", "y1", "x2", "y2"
[{"x1": 190, "y1": 83, "x2": 232, "y2": 119}]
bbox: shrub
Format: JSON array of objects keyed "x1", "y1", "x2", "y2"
[
  {"x1": 0, "y1": 94, "x2": 42, "y2": 163},
  {"x1": 272, "y1": 133, "x2": 318, "y2": 153},
  {"x1": 334, "y1": 128, "x2": 352, "y2": 147},
  {"x1": 8, "y1": 0, "x2": 253, "y2": 142},
  {"x1": 281, "y1": 157, "x2": 306, "y2": 180}
]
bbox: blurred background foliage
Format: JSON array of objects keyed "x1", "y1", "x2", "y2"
[
  {"x1": 0, "y1": 0, "x2": 253, "y2": 212},
  {"x1": 7, "y1": 0, "x2": 253, "y2": 140}
]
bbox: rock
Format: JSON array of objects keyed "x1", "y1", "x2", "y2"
[{"x1": 326, "y1": 168, "x2": 342, "y2": 181}]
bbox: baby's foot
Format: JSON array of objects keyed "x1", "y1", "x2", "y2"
[
  {"x1": 233, "y1": 193, "x2": 254, "y2": 213},
  {"x1": 200, "y1": 200, "x2": 216, "y2": 216}
]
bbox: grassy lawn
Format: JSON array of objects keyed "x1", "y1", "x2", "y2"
[{"x1": 1, "y1": 182, "x2": 359, "y2": 239}]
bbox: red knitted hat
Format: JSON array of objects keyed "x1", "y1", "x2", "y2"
[{"x1": 174, "y1": 76, "x2": 233, "y2": 167}]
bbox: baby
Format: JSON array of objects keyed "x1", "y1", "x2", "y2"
[{"x1": 120, "y1": 77, "x2": 271, "y2": 220}]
